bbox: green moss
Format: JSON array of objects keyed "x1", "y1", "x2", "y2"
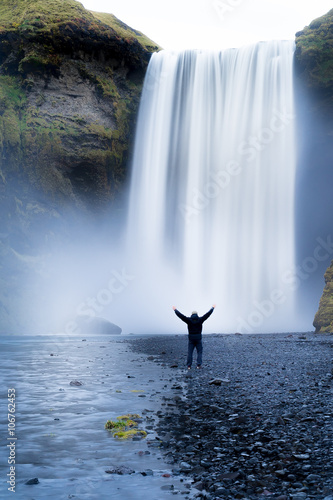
[
  {"x1": 2, "y1": 111, "x2": 21, "y2": 147},
  {"x1": 313, "y1": 261, "x2": 333, "y2": 332},
  {"x1": 113, "y1": 429, "x2": 147, "y2": 440},
  {"x1": 0, "y1": 76, "x2": 26, "y2": 172},
  {"x1": 105, "y1": 420, "x2": 127, "y2": 431},
  {"x1": 105, "y1": 414, "x2": 144, "y2": 439},
  {"x1": 0, "y1": 0, "x2": 93, "y2": 28},
  {"x1": 295, "y1": 9, "x2": 333, "y2": 90},
  {"x1": 90, "y1": 11, "x2": 161, "y2": 52},
  {"x1": 117, "y1": 414, "x2": 142, "y2": 420},
  {"x1": 0, "y1": 0, "x2": 159, "y2": 53},
  {"x1": 0, "y1": 76, "x2": 26, "y2": 108}
]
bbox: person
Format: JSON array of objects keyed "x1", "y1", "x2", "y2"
[{"x1": 172, "y1": 305, "x2": 216, "y2": 369}]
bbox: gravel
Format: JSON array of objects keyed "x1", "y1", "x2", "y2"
[{"x1": 128, "y1": 332, "x2": 333, "y2": 500}]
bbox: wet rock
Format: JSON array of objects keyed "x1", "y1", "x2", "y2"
[
  {"x1": 105, "y1": 465, "x2": 135, "y2": 475},
  {"x1": 26, "y1": 478, "x2": 39, "y2": 485},
  {"x1": 141, "y1": 469, "x2": 154, "y2": 476},
  {"x1": 219, "y1": 472, "x2": 241, "y2": 481},
  {"x1": 161, "y1": 484, "x2": 174, "y2": 490},
  {"x1": 209, "y1": 378, "x2": 223, "y2": 385},
  {"x1": 293, "y1": 454, "x2": 310, "y2": 460},
  {"x1": 193, "y1": 481, "x2": 205, "y2": 491},
  {"x1": 306, "y1": 474, "x2": 322, "y2": 483},
  {"x1": 180, "y1": 461, "x2": 192, "y2": 472},
  {"x1": 69, "y1": 380, "x2": 83, "y2": 386}
]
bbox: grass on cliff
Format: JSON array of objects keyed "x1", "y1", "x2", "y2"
[
  {"x1": 91, "y1": 11, "x2": 160, "y2": 51},
  {"x1": 0, "y1": 0, "x2": 160, "y2": 52},
  {"x1": 0, "y1": 0, "x2": 91, "y2": 27}
]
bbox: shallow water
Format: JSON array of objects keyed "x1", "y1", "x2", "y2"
[{"x1": 0, "y1": 335, "x2": 191, "y2": 499}]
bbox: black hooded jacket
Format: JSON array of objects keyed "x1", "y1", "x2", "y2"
[{"x1": 174, "y1": 308, "x2": 214, "y2": 337}]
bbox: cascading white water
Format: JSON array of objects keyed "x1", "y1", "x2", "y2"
[{"x1": 126, "y1": 40, "x2": 297, "y2": 333}]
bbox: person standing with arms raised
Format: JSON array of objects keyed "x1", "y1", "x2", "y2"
[{"x1": 172, "y1": 305, "x2": 216, "y2": 369}]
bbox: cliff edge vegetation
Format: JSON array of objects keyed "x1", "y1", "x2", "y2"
[{"x1": 295, "y1": 8, "x2": 333, "y2": 114}]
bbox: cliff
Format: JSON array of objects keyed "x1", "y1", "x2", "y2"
[
  {"x1": 0, "y1": 0, "x2": 159, "y2": 333},
  {"x1": 295, "y1": 9, "x2": 333, "y2": 333},
  {"x1": 0, "y1": 0, "x2": 159, "y2": 210},
  {"x1": 313, "y1": 261, "x2": 333, "y2": 332},
  {"x1": 295, "y1": 8, "x2": 333, "y2": 117}
]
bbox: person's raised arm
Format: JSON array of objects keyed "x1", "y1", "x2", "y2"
[
  {"x1": 172, "y1": 306, "x2": 188, "y2": 323},
  {"x1": 200, "y1": 304, "x2": 216, "y2": 322}
]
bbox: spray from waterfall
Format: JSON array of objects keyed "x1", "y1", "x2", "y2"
[{"x1": 126, "y1": 41, "x2": 297, "y2": 333}]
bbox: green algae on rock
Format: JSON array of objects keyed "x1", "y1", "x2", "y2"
[
  {"x1": 313, "y1": 261, "x2": 333, "y2": 333},
  {"x1": 105, "y1": 414, "x2": 147, "y2": 440}
]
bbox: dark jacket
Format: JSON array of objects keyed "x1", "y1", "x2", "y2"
[{"x1": 174, "y1": 308, "x2": 214, "y2": 336}]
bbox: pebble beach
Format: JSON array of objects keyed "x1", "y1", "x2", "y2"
[{"x1": 129, "y1": 332, "x2": 333, "y2": 500}]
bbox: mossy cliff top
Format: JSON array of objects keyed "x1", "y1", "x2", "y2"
[
  {"x1": 0, "y1": 0, "x2": 160, "y2": 62},
  {"x1": 313, "y1": 262, "x2": 333, "y2": 333},
  {"x1": 295, "y1": 8, "x2": 333, "y2": 109}
]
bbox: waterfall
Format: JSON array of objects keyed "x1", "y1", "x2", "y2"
[{"x1": 126, "y1": 41, "x2": 297, "y2": 333}]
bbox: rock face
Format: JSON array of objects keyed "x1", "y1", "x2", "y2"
[
  {"x1": 0, "y1": 0, "x2": 158, "y2": 211},
  {"x1": 313, "y1": 261, "x2": 333, "y2": 332},
  {"x1": 0, "y1": 0, "x2": 159, "y2": 333},
  {"x1": 295, "y1": 9, "x2": 333, "y2": 332}
]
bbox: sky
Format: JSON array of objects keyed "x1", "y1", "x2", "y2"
[{"x1": 79, "y1": 0, "x2": 333, "y2": 50}]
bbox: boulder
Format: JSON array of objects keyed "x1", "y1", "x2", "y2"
[{"x1": 75, "y1": 316, "x2": 122, "y2": 335}]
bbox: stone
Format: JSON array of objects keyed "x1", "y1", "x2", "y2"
[
  {"x1": 141, "y1": 469, "x2": 154, "y2": 476},
  {"x1": 75, "y1": 316, "x2": 122, "y2": 335},
  {"x1": 105, "y1": 465, "x2": 135, "y2": 475},
  {"x1": 69, "y1": 380, "x2": 83, "y2": 386},
  {"x1": 209, "y1": 378, "x2": 223, "y2": 386},
  {"x1": 219, "y1": 472, "x2": 240, "y2": 481},
  {"x1": 293, "y1": 454, "x2": 310, "y2": 460},
  {"x1": 26, "y1": 478, "x2": 39, "y2": 485},
  {"x1": 161, "y1": 485, "x2": 174, "y2": 491},
  {"x1": 180, "y1": 461, "x2": 192, "y2": 471}
]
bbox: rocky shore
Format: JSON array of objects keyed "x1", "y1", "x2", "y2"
[{"x1": 128, "y1": 332, "x2": 333, "y2": 500}]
